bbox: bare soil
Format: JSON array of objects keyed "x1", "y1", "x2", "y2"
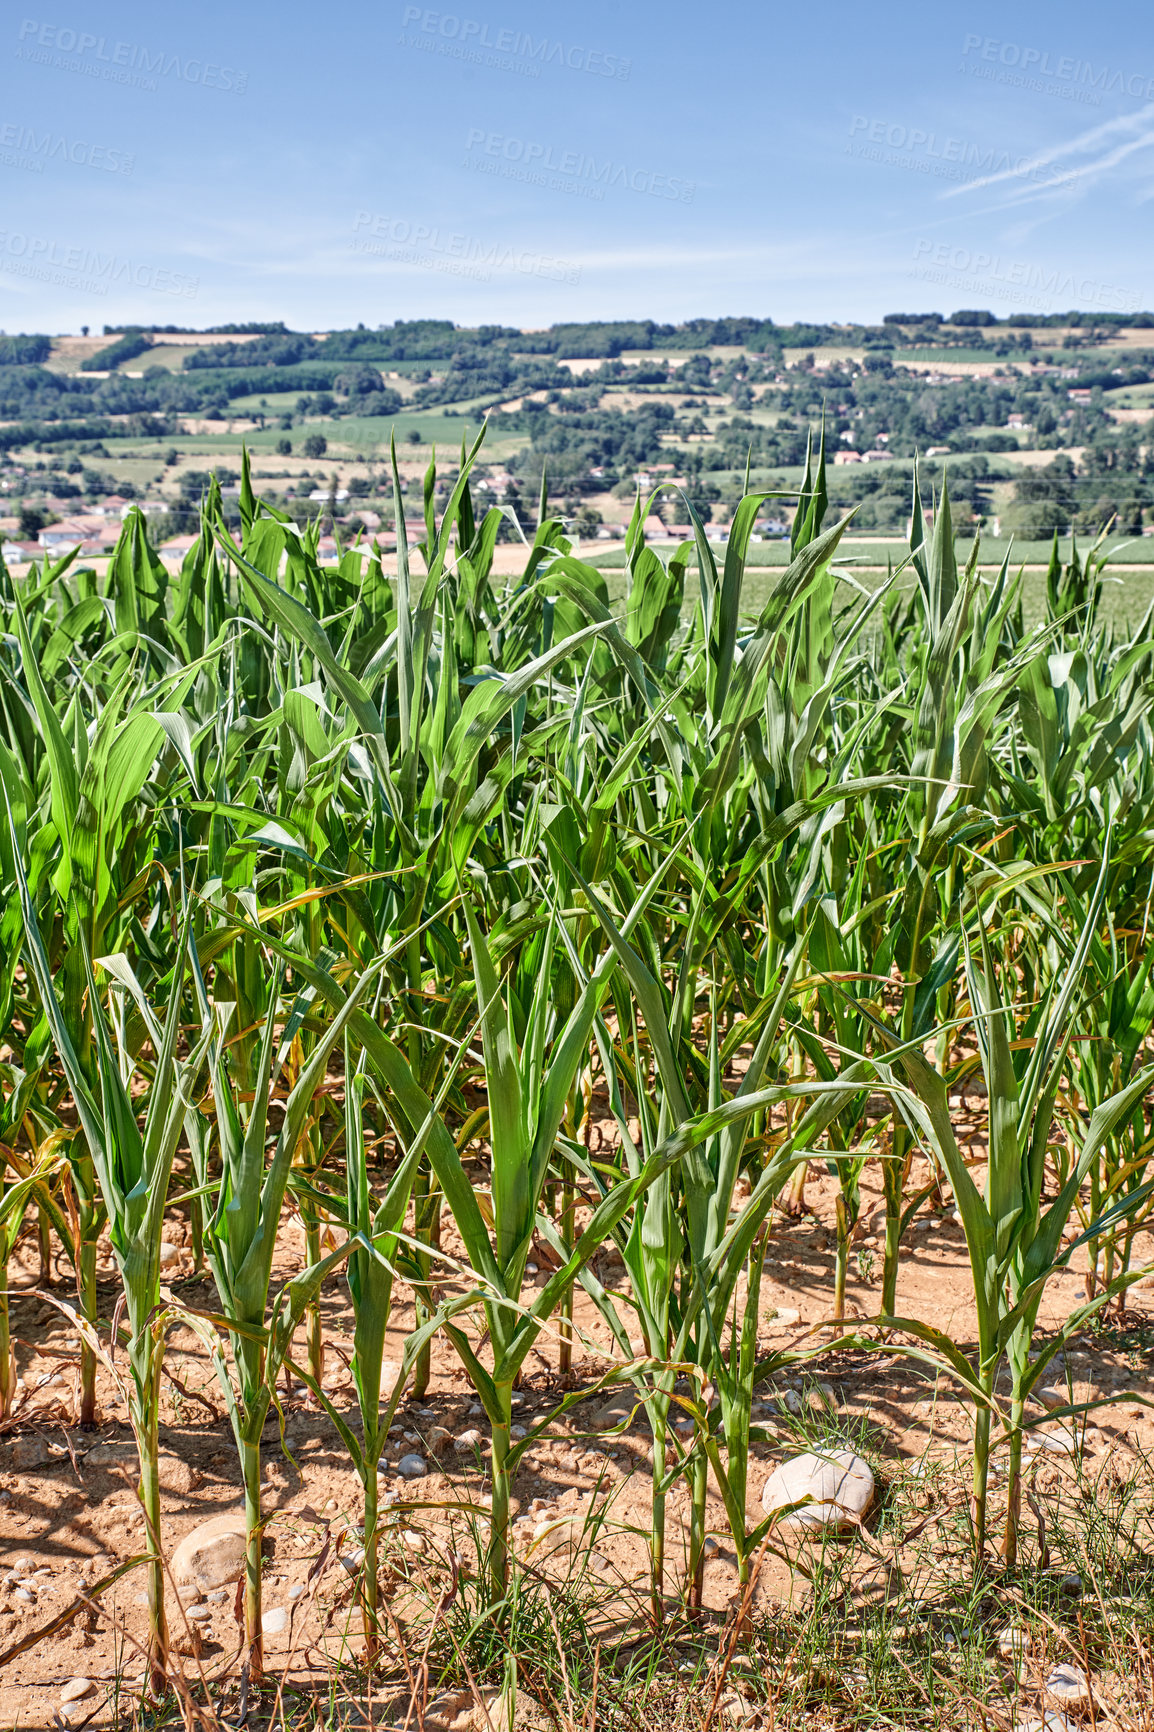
[{"x1": 1, "y1": 1154, "x2": 1152, "y2": 1730}]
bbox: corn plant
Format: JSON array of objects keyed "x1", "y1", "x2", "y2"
[
  {"x1": 183, "y1": 931, "x2": 389, "y2": 1678},
  {"x1": 1063, "y1": 892, "x2": 1154, "y2": 1304},
  {"x1": 6, "y1": 829, "x2": 208, "y2": 1692},
  {"x1": 863, "y1": 851, "x2": 1154, "y2": 1559},
  {"x1": 2, "y1": 569, "x2": 209, "y2": 1422},
  {"x1": 0, "y1": 1072, "x2": 70, "y2": 1419},
  {"x1": 295, "y1": 1024, "x2": 480, "y2": 1657}
]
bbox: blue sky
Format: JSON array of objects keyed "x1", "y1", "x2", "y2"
[{"x1": 3, "y1": 0, "x2": 1153, "y2": 332}]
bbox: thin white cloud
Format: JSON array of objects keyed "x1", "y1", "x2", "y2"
[{"x1": 945, "y1": 103, "x2": 1154, "y2": 202}]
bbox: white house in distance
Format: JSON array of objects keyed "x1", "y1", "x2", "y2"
[
  {"x1": 1, "y1": 539, "x2": 41, "y2": 565},
  {"x1": 38, "y1": 515, "x2": 116, "y2": 552},
  {"x1": 475, "y1": 472, "x2": 514, "y2": 497},
  {"x1": 158, "y1": 534, "x2": 199, "y2": 565}
]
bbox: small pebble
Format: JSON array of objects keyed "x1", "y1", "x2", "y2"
[
  {"x1": 1045, "y1": 1663, "x2": 1090, "y2": 1705},
  {"x1": 10, "y1": 1436, "x2": 49, "y2": 1470},
  {"x1": 397, "y1": 1453, "x2": 428, "y2": 1479},
  {"x1": 261, "y1": 1605, "x2": 289, "y2": 1635},
  {"x1": 60, "y1": 1679, "x2": 95, "y2": 1705},
  {"x1": 1026, "y1": 1427, "x2": 1081, "y2": 1457},
  {"x1": 1034, "y1": 1386, "x2": 1069, "y2": 1411}
]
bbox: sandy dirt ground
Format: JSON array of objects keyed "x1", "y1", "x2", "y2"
[{"x1": 0, "y1": 1143, "x2": 1151, "y2": 1728}]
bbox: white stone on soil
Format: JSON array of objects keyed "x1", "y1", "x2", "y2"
[
  {"x1": 10, "y1": 1436, "x2": 49, "y2": 1470},
  {"x1": 85, "y1": 1442, "x2": 134, "y2": 1468},
  {"x1": 528, "y1": 1517, "x2": 580, "y2": 1557},
  {"x1": 396, "y1": 1452, "x2": 428, "y2": 1479},
  {"x1": 1033, "y1": 1386, "x2": 1069, "y2": 1411},
  {"x1": 261, "y1": 1605, "x2": 289, "y2": 1635},
  {"x1": 171, "y1": 1513, "x2": 248, "y2": 1591},
  {"x1": 760, "y1": 1450, "x2": 874, "y2": 1530},
  {"x1": 1045, "y1": 1663, "x2": 1090, "y2": 1705},
  {"x1": 60, "y1": 1679, "x2": 94, "y2": 1704},
  {"x1": 159, "y1": 1453, "x2": 199, "y2": 1495},
  {"x1": 595, "y1": 1392, "x2": 636, "y2": 1428},
  {"x1": 1025, "y1": 1425, "x2": 1083, "y2": 1456}
]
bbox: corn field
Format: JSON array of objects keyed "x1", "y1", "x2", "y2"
[{"x1": 1, "y1": 429, "x2": 1153, "y2": 1712}]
